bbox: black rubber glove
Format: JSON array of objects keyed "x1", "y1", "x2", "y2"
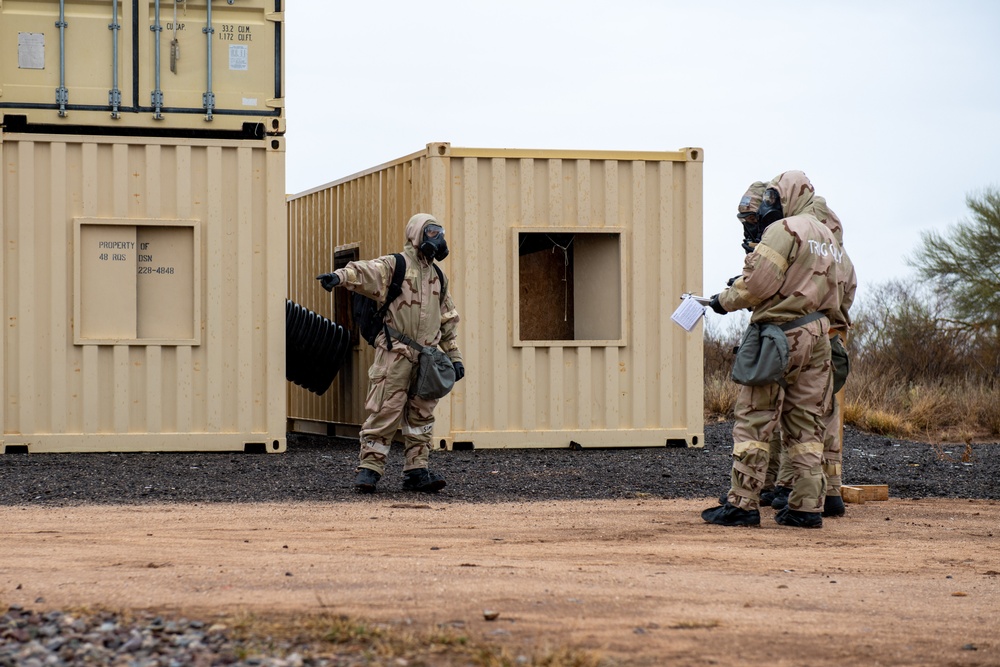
[
  {"x1": 316, "y1": 273, "x2": 340, "y2": 292},
  {"x1": 708, "y1": 294, "x2": 727, "y2": 315},
  {"x1": 726, "y1": 275, "x2": 741, "y2": 287},
  {"x1": 453, "y1": 361, "x2": 465, "y2": 382}
]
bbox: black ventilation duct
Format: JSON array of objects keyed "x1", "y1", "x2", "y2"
[{"x1": 285, "y1": 300, "x2": 351, "y2": 396}]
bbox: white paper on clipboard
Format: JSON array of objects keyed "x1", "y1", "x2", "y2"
[{"x1": 671, "y1": 294, "x2": 708, "y2": 332}]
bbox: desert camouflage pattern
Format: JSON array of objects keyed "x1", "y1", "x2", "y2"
[
  {"x1": 738, "y1": 181, "x2": 767, "y2": 216},
  {"x1": 724, "y1": 318, "x2": 833, "y2": 512},
  {"x1": 763, "y1": 195, "x2": 855, "y2": 498},
  {"x1": 331, "y1": 213, "x2": 463, "y2": 475},
  {"x1": 718, "y1": 171, "x2": 839, "y2": 514},
  {"x1": 772, "y1": 390, "x2": 844, "y2": 495},
  {"x1": 807, "y1": 196, "x2": 857, "y2": 332},
  {"x1": 821, "y1": 391, "x2": 843, "y2": 494},
  {"x1": 333, "y1": 213, "x2": 463, "y2": 365},
  {"x1": 356, "y1": 345, "x2": 438, "y2": 474},
  {"x1": 719, "y1": 171, "x2": 842, "y2": 326}
]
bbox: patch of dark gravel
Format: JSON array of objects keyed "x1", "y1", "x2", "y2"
[{"x1": 0, "y1": 422, "x2": 996, "y2": 506}]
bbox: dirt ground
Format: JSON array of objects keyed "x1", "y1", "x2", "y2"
[{"x1": 1, "y1": 497, "x2": 998, "y2": 666}]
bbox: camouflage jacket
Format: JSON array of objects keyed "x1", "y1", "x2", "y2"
[
  {"x1": 719, "y1": 171, "x2": 842, "y2": 326},
  {"x1": 332, "y1": 214, "x2": 463, "y2": 364},
  {"x1": 806, "y1": 196, "x2": 857, "y2": 332}
]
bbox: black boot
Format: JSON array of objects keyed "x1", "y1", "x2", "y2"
[
  {"x1": 355, "y1": 468, "x2": 381, "y2": 494},
  {"x1": 770, "y1": 486, "x2": 791, "y2": 509},
  {"x1": 759, "y1": 487, "x2": 778, "y2": 506},
  {"x1": 701, "y1": 503, "x2": 760, "y2": 527},
  {"x1": 402, "y1": 468, "x2": 446, "y2": 493},
  {"x1": 718, "y1": 491, "x2": 729, "y2": 505},
  {"x1": 775, "y1": 507, "x2": 822, "y2": 528},
  {"x1": 822, "y1": 495, "x2": 846, "y2": 518}
]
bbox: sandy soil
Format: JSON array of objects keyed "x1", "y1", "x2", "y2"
[{"x1": 2, "y1": 498, "x2": 998, "y2": 666}]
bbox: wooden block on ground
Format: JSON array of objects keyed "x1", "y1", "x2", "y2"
[
  {"x1": 857, "y1": 484, "x2": 889, "y2": 501},
  {"x1": 842, "y1": 484, "x2": 889, "y2": 504},
  {"x1": 841, "y1": 486, "x2": 864, "y2": 504}
]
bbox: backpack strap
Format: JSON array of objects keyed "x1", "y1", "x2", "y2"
[
  {"x1": 379, "y1": 253, "x2": 407, "y2": 351},
  {"x1": 433, "y1": 263, "x2": 446, "y2": 303}
]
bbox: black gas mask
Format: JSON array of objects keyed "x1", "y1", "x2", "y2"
[
  {"x1": 742, "y1": 187, "x2": 783, "y2": 245},
  {"x1": 737, "y1": 211, "x2": 759, "y2": 254},
  {"x1": 418, "y1": 223, "x2": 449, "y2": 262}
]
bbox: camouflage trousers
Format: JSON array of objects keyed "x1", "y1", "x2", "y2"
[
  {"x1": 769, "y1": 391, "x2": 843, "y2": 497},
  {"x1": 725, "y1": 318, "x2": 833, "y2": 513},
  {"x1": 358, "y1": 345, "x2": 439, "y2": 476}
]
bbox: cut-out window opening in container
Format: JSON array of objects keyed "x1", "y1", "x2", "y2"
[{"x1": 514, "y1": 229, "x2": 625, "y2": 346}]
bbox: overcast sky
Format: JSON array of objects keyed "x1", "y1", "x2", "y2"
[{"x1": 284, "y1": 1, "x2": 1000, "y2": 304}]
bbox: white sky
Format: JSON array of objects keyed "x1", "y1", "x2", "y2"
[{"x1": 284, "y1": 0, "x2": 1000, "y2": 303}]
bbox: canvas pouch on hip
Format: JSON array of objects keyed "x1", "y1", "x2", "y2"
[
  {"x1": 413, "y1": 346, "x2": 456, "y2": 400},
  {"x1": 385, "y1": 325, "x2": 456, "y2": 400},
  {"x1": 830, "y1": 334, "x2": 850, "y2": 393},
  {"x1": 731, "y1": 322, "x2": 790, "y2": 386}
]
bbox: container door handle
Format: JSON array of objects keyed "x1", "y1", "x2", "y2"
[
  {"x1": 56, "y1": 0, "x2": 69, "y2": 116},
  {"x1": 150, "y1": 0, "x2": 165, "y2": 119},
  {"x1": 202, "y1": 0, "x2": 215, "y2": 121},
  {"x1": 109, "y1": 0, "x2": 122, "y2": 119}
]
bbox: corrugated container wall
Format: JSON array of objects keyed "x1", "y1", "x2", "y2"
[
  {"x1": 287, "y1": 143, "x2": 704, "y2": 449},
  {"x1": 1, "y1": 0, "x2": 286, "y2": 453},
  {"x1": 0, "y1": 0, "x2": 284, "y2": 134},
  {"x1": 0, "y1": 131, "x2": 287, "y2": 453}
]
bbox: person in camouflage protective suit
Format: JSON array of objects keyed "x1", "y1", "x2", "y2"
[
  {"x1": 727, "y1": 184, "x2": 858, "y2": 517},
  {"x1": 703, "y1": 170, "x2": 843, "y2": 528},
  {"x1": 770, "y1": 195, "x2": 857, "y2": 517},
  {"x1": 317, "y1": 213, "x2": 465, "y2": 494}
]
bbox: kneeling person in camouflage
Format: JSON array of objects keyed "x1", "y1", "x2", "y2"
[{"x1": 317, "y1": 214, "x2": 465, "y2": 493}]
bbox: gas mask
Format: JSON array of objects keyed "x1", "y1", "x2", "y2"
[
  {"x1": 418, "y1": 223, "x2": 449, "y2": 262},
  {"x1": 737, "y1": 211, "x2": 759, "y2": 254},
  {"x1": 742, "y1": 187, "x2": 783, "y2": 245}
]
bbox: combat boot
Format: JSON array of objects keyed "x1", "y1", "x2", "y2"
[
  {"x1": 354, "y1": 468, "x2": 381, "y2": 494},
  {"x1": 402, "y1": 468, "x2": 446, "y2": 493},
  {"x1": 775, "y1": 507, "x2": 822, "y2": 528},
  {"x1": 701, "y1": 503, "x2": 760, "y2": 527},
  {"x1": 770, "y1": 486, "x2": 791, "y2": 509},
  {"x1": 822, "y1": 495, "x2": 846, "y2": 518},
  {"x1": 759, "y1": 487, "x2": 778, "y2": 506}
]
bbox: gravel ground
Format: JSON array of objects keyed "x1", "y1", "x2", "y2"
[
  {"x1": 1, "y1": 421, "x2": 996, "y2": 506},
  {"x1": 1, "y1": 423, "x2": 997, "y2": 665}
]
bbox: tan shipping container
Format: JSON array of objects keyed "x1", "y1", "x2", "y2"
[
  {"x1": 287, "y1": 142, "x2": 705, "y2": 449},
  {"x1": 0, "y1": 0, "x2": 284, "y2": 133},
  {"x1": 1, "y1": 129, "x2": 287, "y2": 453}
]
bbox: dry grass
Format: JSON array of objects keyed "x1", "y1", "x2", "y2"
[
  {"x1": 704, "y1": 332, "x2": 1000, "y2": 442},
  {"x1": 225, "y1": 611, "x2": 611, "y2": 667}
]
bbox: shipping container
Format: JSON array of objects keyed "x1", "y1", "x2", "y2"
[
  {"x1": 0, "y1": 129, "x2": 287, "y2": 452},
  {"x1": 287, "y1": 143, "x2": 705, "y2": 449},
  {"x1": 0, "y1": 0, "x2": 284, "y2": 134}
]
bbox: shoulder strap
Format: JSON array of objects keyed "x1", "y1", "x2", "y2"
[
  {"x1": 378, "y1": 254, "x2": 407, "y2": 350},
  {"x1": 391, "y1": 253, "x2": 406, "y2": 291},
  {"x1": 433, "y1": 263, "x2": 446, "y2": 303}
]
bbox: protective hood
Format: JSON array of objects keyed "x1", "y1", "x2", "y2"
[
  {"x1": 769, "y1": 170, "x2": 815, "y2": 219},
  {"x1": 738, "y1": 182, "x2": 767, "y2": 218},
  {"x1": 810, "y1": 195, "x2": 844, "y2": 244},
  {"x1": 404, "y1": 213, "x2": 441, "y2": 261}
]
